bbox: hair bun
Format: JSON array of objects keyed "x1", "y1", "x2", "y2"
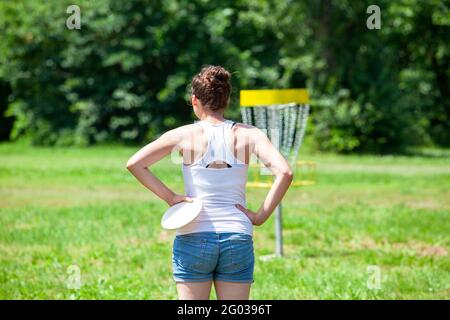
[
  {"x1": 190, "y1": 65, "x2": 232, "y2": 111},
  {"x1": 213, "y1": 72, "x2": 229, "y2": 82}
]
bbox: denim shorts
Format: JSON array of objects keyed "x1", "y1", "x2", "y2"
[{"x1": 172, "y1": 232, "x2": 254, "y2": 283}]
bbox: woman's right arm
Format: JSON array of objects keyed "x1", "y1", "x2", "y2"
[
  {"x1": 235, "y1": 127, "x2": 293, "y2": 226},
  {"x1": 126, "y1": 127, "x2": 192, "y2": 207}
]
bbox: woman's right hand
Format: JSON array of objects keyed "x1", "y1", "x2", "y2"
[{"x1": 167, "y1": 194, "x2": 193, "y2": 207}]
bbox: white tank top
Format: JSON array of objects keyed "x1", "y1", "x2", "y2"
[{"x1": 176, "y1": 119, "x2": 253, "y2": 236}]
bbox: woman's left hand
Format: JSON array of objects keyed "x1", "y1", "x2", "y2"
[
  {"x1": 168, "y1": 194, "x2": 193, "y2": 207},
  {"x1": 235, "y1": 204, "x2": 263, "y2": 226}
]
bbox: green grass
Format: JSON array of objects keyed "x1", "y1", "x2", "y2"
[{"x1": 0, "y1": 141, "x2": 449, "y2": 299}]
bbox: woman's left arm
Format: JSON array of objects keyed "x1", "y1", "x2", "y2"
[{"x1": 126, "y1": 127, "x2": 192, "y2": 207}]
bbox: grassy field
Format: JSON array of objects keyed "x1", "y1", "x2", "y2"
[{"x1": 0, "y1": 141, "x2": 449, "y2": 299}]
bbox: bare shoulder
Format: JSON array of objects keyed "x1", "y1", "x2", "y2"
[
  {"x1": 165, "y1": 123, "x2": 207, "y2": 150},
  {"x1": 232, "y1": 122, "x2": 258, "y2": 133},
  {"x1": 161, "y1": 123, "x2": 202, "y2": 138},
  {"x1": 232, "y1": 122, "x2": 266, "y2": 140}
]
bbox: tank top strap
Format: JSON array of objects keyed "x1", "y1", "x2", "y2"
[
  {"x1": 195, "y1": 120, "x2": 211, "y2": 141},
  {"x1": 195, "y1": 119, "x2": 236, "y2": 165}
]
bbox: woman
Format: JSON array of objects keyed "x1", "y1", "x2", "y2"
[{"x1": 126, "y1": 65, "x2": 293, "y2": 300}]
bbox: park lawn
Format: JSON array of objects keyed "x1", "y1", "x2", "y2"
[{"x1": 0, "y1": 141, "x2": 449, "y2": 299}]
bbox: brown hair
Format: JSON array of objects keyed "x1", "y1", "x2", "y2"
[{"x1": 189, "y1": 65, "x2": 231, "y2": 111}]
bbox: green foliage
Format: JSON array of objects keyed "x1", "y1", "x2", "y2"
[
  {"x1": 0, "y1": 0, "x2": 282, "y2": 145},
  {"x1": 0, "y1": 0, "x2": 448, "y2": 152},
  {"x1": 0, "y1": 81, "x2": 12, "y2": 140},
  {"x1": 280, "y1": 0, "x2": 449, "y2": 153}
]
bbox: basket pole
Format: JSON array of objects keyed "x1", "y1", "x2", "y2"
[
  {"x1": 271, "y1": 128, "x2": 284, "y2": 257},
  {"x1": 275, "y1": 202, "x2": 283, "y2": 256}
]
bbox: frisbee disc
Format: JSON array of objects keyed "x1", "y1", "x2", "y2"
[{"x1": 161, "y1": 198, "x2": 203, "y2": 230}]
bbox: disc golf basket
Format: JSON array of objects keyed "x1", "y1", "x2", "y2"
[{"x1": 240, "y1": 89, "x2": 315, "y2": 257}]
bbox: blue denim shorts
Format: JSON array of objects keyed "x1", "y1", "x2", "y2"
[{"x1": 172, "y1": 232, "x2": 254, "y2": 283}]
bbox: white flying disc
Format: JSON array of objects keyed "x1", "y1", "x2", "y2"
[{"x1": 161, "y1": 198, "x2": 203, "y2": 230}]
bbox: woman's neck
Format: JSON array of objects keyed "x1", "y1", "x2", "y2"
[{"x1": 200, "y1": 112, "x2": 225, "y2": 124}]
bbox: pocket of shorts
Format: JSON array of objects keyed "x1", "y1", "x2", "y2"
[
  {"x1": 173, "y1": 236, "x2": 208, "y2": 270},
  {"x1": 229, "y1": 236, "x2": 254, "y2": 271}
]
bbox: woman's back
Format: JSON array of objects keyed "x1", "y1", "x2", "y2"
[
  {"x1": 178, "y1": 119, "x2": 253, "y2": 167},
  {"x1": 177, "y1": 119, "x2": 253, "y2": 236}
]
